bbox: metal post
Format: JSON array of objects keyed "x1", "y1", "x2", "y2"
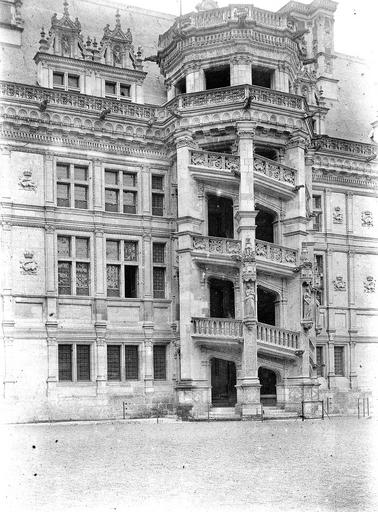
[
  {"x1": 357, "y1": 398, "x2": 360, "y2": 419},
  {"x1": 321, "y1": 400, "x2": 324, "y2": 420},
  {"x1": 301, "y1": 400, "x2": 304, "y2": 421}
]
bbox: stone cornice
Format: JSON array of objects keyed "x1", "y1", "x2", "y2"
[
  {"x1": 311, "y1": 135, "x2": 377, "y2": 162},
  {"x1": 34, "y1": 52, "x2": 147, "y2": 82},
  {"x1": 312, "y1": 168, "x2": 378, "y2": 190}
]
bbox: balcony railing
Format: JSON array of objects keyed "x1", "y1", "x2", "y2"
[
  {"x1": 311, "y1": 135, "x2": 377, "y2": 161},
  {"x1": 257, "y1": 323, "x2": 299, "y2": 349},
  {"x1": 192, "y1": 235, "x2": 242, "y2": 257},
  {"x1": 175, "y1": 85, "x2": 305, "y2": 112},
  {"x1": 192, "y1": 317, "x2": 300, "y2": 351},
  {"x1": 190, "y1": 149, "x2": 240, "y2": 173},
  {"x1": 254, "y1": 155, "x2": 296, "y2": 186},
  {"x1": 0, "y1": 81, "x2": 157, "y2": 121},
  {"x1": 255, "y1": 240, "x2": 298, "y2": 266},
  {"x1": 192, "y1": 317, "x2": 243, "y2": 338}
]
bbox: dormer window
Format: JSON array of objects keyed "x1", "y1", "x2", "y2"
[
  {"x1": 53, "y1": 71, "x2": 80, "y2": 92},
  {"x1": 105, "y1": 80, "x2": 131, "y2": 100}
]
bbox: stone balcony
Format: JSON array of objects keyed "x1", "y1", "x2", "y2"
[
  {"x1": 191, "y1": 235, "x2": 298, "y2": 276},
  {"x1": 189, "y1": 149, "x2": 297, "y2": 198},
  {"x1": 192, "y1": 317, "x2": 301, "y2": 359}
]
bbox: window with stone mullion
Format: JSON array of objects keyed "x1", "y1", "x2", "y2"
[{"x1": 58, "y1": 235, "x2": 90, "y2": 296}]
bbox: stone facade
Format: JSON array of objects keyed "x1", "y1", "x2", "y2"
[{"x1": 0, "y1": 0, "x2": 377, "y2": 422}]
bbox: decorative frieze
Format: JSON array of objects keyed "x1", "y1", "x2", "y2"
[
  {"x1": 19, "y1": 251, "x2": 39, "y2": 275},
  {"x1": 333, "y1": 275, "x2": 346, "y2": 291},
  {"x1": 192, "y1": 235, "x2": 241, "y2": 257},
  {"x1": 255, "y1": 241, "x2": 297, "y2": 265},
  {"x1": 18, "y1": 169, "x2": 37, "y2": 191},
  {"x1": 311, "y1": 135, "x2": 377, "y2": 160},
  {"x1": 332, "y1": 206, "x2": 343, "y2": 224},
  {"x1": 361, "y1": 210, "x2": 373, "y2": 227},
  {"x1": 254, "y1": 155, "x2": 296, "y2": 185},
  {"x1": 364, "y1": 276, "x2": 376, "y2": 293},
  {"x1": 312, "y1": 169, "x2": 378, "y2": 190}
]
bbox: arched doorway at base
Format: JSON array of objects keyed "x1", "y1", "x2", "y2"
[
  {"x1": 258, "y1": 367, "x2": 277, "y2": 405},
  {"x1": 211, "y1": 358, "x2": 237, "y2": 407}
]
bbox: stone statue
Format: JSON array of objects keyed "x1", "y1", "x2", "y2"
[
  {"x1": 303, "y1": 284, "x2": 313, "y2": 320},
  {"x1": 244, "y1": 280, "x2": 256, "y2": 318}
]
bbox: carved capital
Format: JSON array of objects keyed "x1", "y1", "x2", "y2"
[
  {"x1": 47, "y1": 336, "x2": 57, "y2": 346},
  {"x1": 45, "y1": 224, "x2": 55, "y2": 233},
  {"x1": 236, "y1": 121, "x2": 257, "y2": 139}
]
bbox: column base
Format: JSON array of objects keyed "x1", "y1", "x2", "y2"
[
  {"x1": 144, "y1": 378, "x2": 154, "y2": 393},
  {"x1": 236, "y1": 378, "x2": 262, "y2": 419},
  {"x1": 96, "y1": 377, "x2": 107, "y2": 394}
]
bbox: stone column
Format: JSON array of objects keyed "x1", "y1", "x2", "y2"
[
  {"x1": 230, "y1": 57, "x2": 252, "y2": 86},
  {"x1": 327, "y1": 330, "x2": 336, "y2": 388},
  {"x1": 142, "y1": 234, "x2": 153, "y2": 323},
  {"x1": 135, "y1": 80, "x2": 144, "y2": 104},
  {"x1": 1, "y1": 222, "x2": 14, "y2": 323},
  {"x1": 93, "y1": 159, "x2": 103, "y2": 211},
  {"x1": 95, "y1": 331, "x2": 107, "y2": 394},
  {"x1": 275, "y1": 62, "x2": 289, "y2": 92},
  {"x1": 165, "y1": 79, "x2": 175, "y2": 101},
  {"x1": 142, "y1": 165, "x2": 151, "y2": 215},
  {"x1": 45, "y1": 225, "x2": 57, "y2": 320},
  {"x1": 186, "y1": 66, "x2": 205, "y2": 93},
  {"x1": 3, "y1": 336, "x2": 17, "y2": 398},
  {"x1": 143, "y1": 325, "x2": 154, "y2": 393},
  {"x1": 348, "y1": 331, "x2": 358, "y2": 389},
  {"x1": 44, "y1": 153, "x2": 55, "y2": 207},
  {"x1": 94, "y1": 229, "x2": 106, "y2": 323},
  {"x1": 235, "y1": 120, "x2": 261, "y2": 418},
  {"x1": 46, "y1": 321, "x2": 58, "y2": 396}
]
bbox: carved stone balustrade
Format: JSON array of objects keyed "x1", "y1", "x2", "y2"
[
  {"x1": 0, "y1": 81, "x2": 157, "y2": 121},
  {"x1": 176, "y1": 85, "x2": 305, "y2": 113},
  {"x1": 254, "y1": 155, "x2": 296, "y2": 186},
  {"x1": 192, "y1": 317, "x2": 243, "y2": 339},
  {"x1": 191, "y1": 235, "x2": 241, "y2": 266},
  {"x1": 255, "y1": 240, "x2": 298, "y2": 268},
  {"x1": 190, "y1": 150, "x2": 240, "y2": 173},
  {"x1": 311, "y1": 135, "x2": 377, "y2": 161},
  {"x1": 257, "y1": 322, "x2": 299, "y2": 350}
]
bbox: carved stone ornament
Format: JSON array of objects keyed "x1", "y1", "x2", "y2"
[
  {"x1": 18, "y1": 169, "x2": 37, "y2": 191},
  {"x1": 243, "y1": 279, "x2": 256, "y2": 330},
  {"x1": 332, "y1": 206, "x2": 343, "y2": 224},
  {"x1": 364, "y1": 276, "x2": 376, "y2": 293},
  {"x1": 241, "y1": 238, "x2": 256, "y2": 282},
  {"x1": 361, "y1": 210, "x2": 373, "y2": 227},
  {"x1": 333, "y1": 275, "x2": 346, "y2": 291},
  {"x1": 302, "y1": 283, "x2": 313, "y2": 322},
  {"x1": 20, "y1": 251, "x2": 39, "y2": 275}
]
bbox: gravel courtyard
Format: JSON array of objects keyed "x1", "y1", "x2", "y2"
[{"x1": 2, "y1": 417, "x2": 377, "y2": 512}]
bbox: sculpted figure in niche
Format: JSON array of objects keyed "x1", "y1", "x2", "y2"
[
  {"x1": 113, "y1": 45, "x2": 121, "y2": 65},
  {"x1": 244, "y1": 280, "x2": 256, "y2": 318},
  {"x1": 303, "y1": 284, "x2": 313, "y2": 320}
]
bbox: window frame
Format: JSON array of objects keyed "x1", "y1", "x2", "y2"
[
  {"x1": 151, "y1": 173, "x2": 165, "y2": 217},
  {"x1": 106, "y1": 344, "x2": 140, "y2": 381},
  {"x1": 106, "y1": 238, "x2": 139, "y2": 298},
  {"x1": 314, "y1": 253, "x2": 325, "y2": 305},
  {"x1": 312, "y1": 194, "x2": 323, "y2": 232},
  {"x1": 58, "y1": 343, "x2": 92, "y2": 382},
  {"x1": 153, "y1": 344, "x2": 167, "y2": 381},
  {"x1": 105, "y1": 168, "x2": 138, "y2": 214},
  {"x1": 152, "y1": 242, "x2": 166, "y2": 299},
  {"x1": 57, "y1": 235, "x2": 91, "y2": 296},
  {"x1": 334, "y1": 346, "x2": 345, "y2": 376},
  {"x1": 56, "y1": 161, "x2": 90, "y2": 210},
  {"x1": 316, "y1": 346, "x2": 325, "y2": 377},
  {"x1": 52, "y1": 71, "x2": 81, "y2": 92},
  {"x1": 104, "y1": 80, "x2": 131, "y2": 100}
]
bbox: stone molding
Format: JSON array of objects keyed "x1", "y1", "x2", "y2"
[
  {"x1": 312, "y1": 168, "x2": 378, "y2": 190},
  {"x1": 311, "y1": 135, "x2": 377, "y2": 161}
]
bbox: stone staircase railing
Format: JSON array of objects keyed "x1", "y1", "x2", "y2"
[
  {"x1": 254, "y1": 155, "x2": 296, "y2": 186},
  {"x1": 192, "y1": 235, "x2": 242, "y2": 257},
  {"x1": 257, "y1": 322, "x2": 299, "y2": 349},
  {"x1": 192, "y1": 317, "x2": 243, "y2": 338},
  {"x1": 255, "y1": 240, "x2": 298, "y2": 265}
]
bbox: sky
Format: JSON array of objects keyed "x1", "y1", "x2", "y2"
[{"x1": 121, "y1": 0, "x2": 377, "y2": 62}]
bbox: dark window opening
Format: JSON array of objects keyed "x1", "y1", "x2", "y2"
[
  {"x1": 175, "y1": 77, "x2": 186, "y2": 95},
  {"x1": 205, "y1": 65, "x2": 230, "y2": 90},
  {"x1": 209, "y1": 278, "x2": 235, "y2": 319},
  {"x1": 124, "y1": 265, "x2": 137, "y2": 298},
  {"x1": 258, "y1": 367, "x2": 277, "y2": 405},
  {"x1": 58, "y1": 344, "x2": 72, "y2": 381},
  {"x1": 316, "y1": 346, "x2": 324, "y2": 377},
  {"x1": 334, "y1": 346, "x2": 344, "y2": 376},
  {"x1": 211, "y1": 358, "x2": 237, "y2": 406},
  {"x1": 257, "y1": 287, "x2": 276, "y2": 326},
  {"x1": 252, "y1": 67, "x2": 273, "y2": 88},
  {"x1": 76, "y1": 345, "x2": 90, "y2": 381},
  {"x1": 153, "y1": 267, "x2": 165, "y2": 298},
  {"x1": 53, "y1": 72, "x2": 64, "y2": 88},
  {"x1": 208, "y1": 195, "x2": 234, "y2": 239},
  {"x1": 255, "y1": 147, "x2": 278, "y2": 161},
  {"x1": 153, "y1": 345, "x2": 166, "y2": 380},
  {"x1": 255, "y1": 207, "x2": 275, "y2": 243},
  {"x1": 105, "y1": 81, "x2": 116, "y2": 96},
  {"x1": 202, "y1": 143, "x2": 233, "y2": 154},
  {"x1": 120, "y1": 83, "x2": 130, "y2": 98},
  {"x1": 125, "y1": 346, "x2": 139, "y2": 380},
  {"x1": 107, "y1": 345, "x2": 121, "y2": 381},
  {"x1": 68, "y1": 74, "x2": 79, "y2": 90}
]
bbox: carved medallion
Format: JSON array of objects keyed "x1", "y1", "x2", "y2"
[
  {"x1": 361, "y1": 211, "x2": 373, "y2": 227},
  {"x1": 333, "y1": 275, "x2": 346, "y2": 291},
  {"x1": 364, "y1": 276, "x2": 376, "y2": 293},
  {"x1": 332, "y1": 206, "x2": 343, "y2": 224},
  {"x1": 18, "y1": 169, "x2": 37, "y2": 191},
  {"x1": 20, "y1": 251, "x2": 38, "y2": 275}
]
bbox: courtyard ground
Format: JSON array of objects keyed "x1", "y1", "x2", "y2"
[{"x1": 1, "y1": 416, "x2": 377, "y2": 512}]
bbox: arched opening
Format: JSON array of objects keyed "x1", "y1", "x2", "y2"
[
  {"x1": 255, "y1": 206, "x2": 275, "y2": 243},
  {"x1": 255, "y1": 147, "x2": 278, "y2": 161},
  {"x1": 257, "y1": 286, "x2": 277, "y2": 326},
  {"x1": 258, "y1": 367, "x2": 277, "y2": 405},
  {"x1": 211, "y1": 358, "x2": 237, "y2": 406},
  {"x1": 207, "y1": 195, "x2": 234, "y2": 239},
  {"x1": 209, "y1": 278, "x2": 235, "y2": 319}
]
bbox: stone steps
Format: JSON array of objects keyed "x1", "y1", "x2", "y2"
[
  {"x1": 207, "y1": 407, "x2": 241, "y2": 421},
  {"x1": 262, "y1": 406, "x2": 299, "y2": 420}
]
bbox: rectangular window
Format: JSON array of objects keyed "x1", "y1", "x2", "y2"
[
  {"x1": 105, "y1": 81, "x2": 116, "y2": 96},
  {"x1": 252, "y1": 67, "x2": 273, "y2": 89},
  {"x1": 334, "y1": 346, "x2": 344, "y2": 376},
  {"x1": 58, "y1": 235, "x2": 90, "y2": 295},
  {"x1": 105, "y1": 169, "x2": 137, "y2": 214},
  {"x1": 57, "y1": 162, "x2": 89, "y2": 209},
  {"x1": 107, "y1": 345, "x2": 121, "y2": 381},
  {"x1": 316, "y1": 346, "x2": 324, "y2": 377},
  {"x1": 125, "y1": 346, "x2": 139, "y2": 380},
  {"x1": 53, "y1": 71, "x2": 64, "y2": 88},
  {"x1": 314, "y1": 254, "x2": 324, "y2": 304},
  {"x1": 153, "y1": 268, "x2": 165, "y2": 299},
  {"x1": 106, "y1": 239, "x2": 139, "y2": 298},
  {"x1": 58, "y1": 344, "x2": 91, "y2": 382},
  {"x1": 153, "y1": 345, "x2": 166, "y2": 380},
  {"x1": 58, "y1": 344, "x2": 72, "y2": 381},
  {"x1": 153, "y1": 243, "x2": 165, "y2": 264},
  {"x1": 53, "y1": 72, "x2": 80, "y2": 91},
  {"x1": 68, "y1": 74, "x2": 80, "y2": 90},
  {"x1": 312, "y1": 195, "x2": 322, "y2": 231},
  {"x1": 151, "y1": 174, "x2": 164, "y2": 216},
  {"x1": 120, "y1": 83, "x2": 130, "y2": 98}
]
